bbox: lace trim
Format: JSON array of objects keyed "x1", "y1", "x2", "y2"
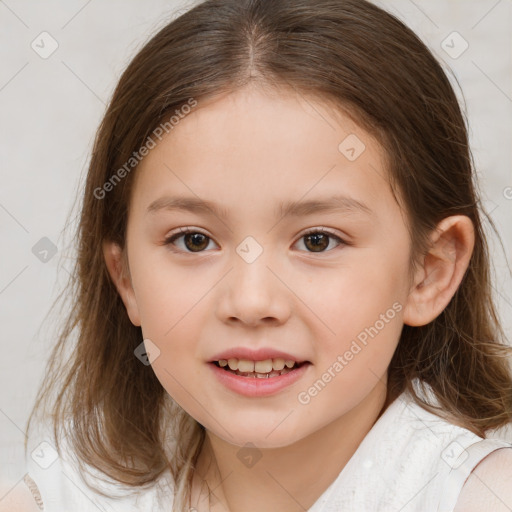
[{"x1": 23, "y1": 473, "x2": 44, "y2": 510}]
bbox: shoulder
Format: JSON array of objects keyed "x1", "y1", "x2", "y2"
[
  {"x1": 0, "y1": 476, "x2": 43, "y2": 512},
  {"x1": 454, "y1": 447, "x2": 512, "y2": 512}
]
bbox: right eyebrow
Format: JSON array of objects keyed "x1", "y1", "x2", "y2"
[{"x1": 146, "y1": 196, "x2": 230, "y2": 218}]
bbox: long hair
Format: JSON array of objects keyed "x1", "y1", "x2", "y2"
[{"x1": 26, "y1": 0, "x2": 512, "y2": 510}]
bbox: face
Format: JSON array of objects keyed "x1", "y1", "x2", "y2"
[{"x1": 118, "y1": 84, "x2": 414, "y2": 448}]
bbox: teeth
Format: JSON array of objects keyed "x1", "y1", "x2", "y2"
[
  {"x1": 255, "y1": 360, "x2": 273, "y2": 373},
  {"x1": 231, "y1": 367, "x2": 294, "y2": 378},
  {"x1": 272, "y1": 358, "x2": 285, "y2": 371},
  {"x1": 238, "y1": 359, "x2": 255, "y2": 372},
  {"x1": 219, "y1": 357, "x2": 298, "y2": 372}
]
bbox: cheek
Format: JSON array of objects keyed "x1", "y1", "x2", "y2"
[
  {"x1": 130, "y1": 250, "x2": 210, "y2": 337},
  {"x1": 128, "y1": 248, "x2": 210, "y2": 387},
  {"x1": 306, "y1": 248, "x2": 407, "y2": 372},
  {"x1": 150, "y1": 356, "x2": 204, "y2": 416},
  {"x1": 309, "y1": 251, "x2": 405, "y2": 325},
  {"x1": 139, "y1": 292, "x2": 207, "y2": 412}
]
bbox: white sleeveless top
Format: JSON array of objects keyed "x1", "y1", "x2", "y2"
[{"x1": 25, "y1": 380, "x2": 512, "y2": 511}]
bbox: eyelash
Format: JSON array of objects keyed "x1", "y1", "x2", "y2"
[{"x1": 163, "y1": 227, "x2": 347, "y2": 254}]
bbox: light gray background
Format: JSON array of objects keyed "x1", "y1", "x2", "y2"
[{"x1": 1, "y1": 0, "x2": 511, "y2": 497}]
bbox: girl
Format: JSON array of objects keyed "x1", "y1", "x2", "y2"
[{"x1": 10, "y1": 0, "x2": 512, "y2": 510}]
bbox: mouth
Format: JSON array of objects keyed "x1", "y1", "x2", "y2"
[
  {"x1": 210, "y1": 359, "x2": 311, "y2": 379},
  {"x1": 208, "y1": 357, "x2": 312, "y2": 397}
]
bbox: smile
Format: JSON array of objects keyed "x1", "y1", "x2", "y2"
[
  {"x1": 208, "y1": 360, "x2": 312, "y2": 397},
  {"x1": 214, "y1": 358, "x2": 306, "y2": 378}
]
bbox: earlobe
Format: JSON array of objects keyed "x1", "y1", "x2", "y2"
[
  {"x1": 102, "y1": 241, "x2": 141, "y2": 326},
  {"x1": 403, "y1": 215, "x2": 475, "y2": 327}
]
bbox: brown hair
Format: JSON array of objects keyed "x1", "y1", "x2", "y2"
[{"x1": 26, "y1": 0, "x2": 512, "y2": 509}]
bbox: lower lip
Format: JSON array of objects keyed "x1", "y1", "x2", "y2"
[{"x1": 208, "y1": 362, "x2": 311, "y2": 397}]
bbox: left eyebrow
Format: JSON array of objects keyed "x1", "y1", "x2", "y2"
[
  {"x1": 146, "y1": 194, "x2": 374, "y2": 220},
  {"x1": 277, "y1": 194, "x2": 374, "y2": 218}
]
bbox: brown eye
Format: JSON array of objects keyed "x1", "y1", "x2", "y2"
[
  {"x1": 297, "y1": 230, "x2": 345, "y2": 253},
  {"x1": 304, "y1": 232, "x2": 329, "y2": 252},
  {"x1": 164, "y1": 229, "x2": 215, "y2": 253},
  {"x1": 183, "y1": 232, "x2": 209, "y2": 252}
]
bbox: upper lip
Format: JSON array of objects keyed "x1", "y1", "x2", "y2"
[{"x1": 209, "y1": 347, "x2": 309, "y2": 364}]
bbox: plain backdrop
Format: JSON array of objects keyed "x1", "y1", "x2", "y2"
[{"x1": 0, "y1": 0, "x2": 511, "y2": 496}]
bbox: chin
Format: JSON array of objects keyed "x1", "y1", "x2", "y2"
[{"x1": 209, "y1": 424, "x2": 308, "y2": 450}]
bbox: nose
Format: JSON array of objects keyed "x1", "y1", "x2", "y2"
[{"x1": 215, "y1": 247, "x2": 292, "y2": 327}]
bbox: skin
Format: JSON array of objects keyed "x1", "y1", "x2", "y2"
[{"x1": 104, "y1": 83, "x2": 475, "y2": 512}]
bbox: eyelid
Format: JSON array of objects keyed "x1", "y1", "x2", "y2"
[
  {"x1": 295, "y1": 227, "x2": 348, "y2": 252},
  {"x1": 164, "y1": 226, "x2": 346, "y2": 242},
  {"x1": 163, "y1": 226, "x2": 216, "y2": 246},
  {"x1": 299, "y1": 226, "x2": 345, "y2": 239},
  {"x1": 165, "y1": 226, "x2": 210, "y2": 238}
]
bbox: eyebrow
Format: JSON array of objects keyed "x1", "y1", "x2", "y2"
[{"x1": 146, "y1": 194, "x2": 373, "y2": 219}]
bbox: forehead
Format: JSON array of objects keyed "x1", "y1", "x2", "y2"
[{"x1": 131, "y1": 85, "x2": 397, "y2": 221}]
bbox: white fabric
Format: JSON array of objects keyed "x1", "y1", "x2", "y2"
[
  {"x1": 307, "y1": 386, "x2": 512, "y2": 512},
  {"x1": 25, "y1": 380, "x2": 512, "y2": 511},
  {"x1": 25, "y1": 430, "x2": 174, "y2": 511}
]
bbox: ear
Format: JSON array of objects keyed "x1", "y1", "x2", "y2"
[
  {"x1": 102, "y1": 241, "x2": 141, "y2": 326},
  {"x1": 403, "y1": 215, "x2": 475, "y2": 327}
]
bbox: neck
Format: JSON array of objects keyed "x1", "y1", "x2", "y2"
[{"x1": 193, "y1": 379, "x2": 388, "y2": 512}]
